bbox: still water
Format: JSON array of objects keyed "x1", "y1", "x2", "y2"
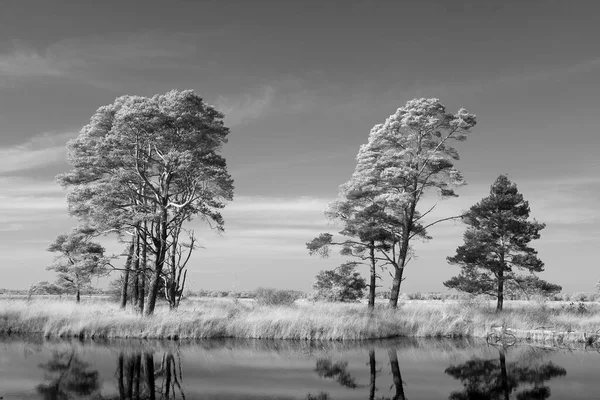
[{"x1": 0, "y1": 337, "x2": 598, "y2": 399}]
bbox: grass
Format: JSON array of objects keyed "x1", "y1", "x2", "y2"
[{"x1": 0, "y1": 297, "x2": 599, "y2": 343}]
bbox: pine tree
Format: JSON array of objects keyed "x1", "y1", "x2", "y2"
[{"x1": 444, "y1": 175, "x2": 560, "y2": 310}]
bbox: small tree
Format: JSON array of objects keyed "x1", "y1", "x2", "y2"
[
  {"x1": 313, "y1": 262, "x2": 367, "y2": 302},
  {"x1": 444, "y1": 175, "x2": 558, "y2": 311},
  {"x1": 46, "y1": 226, "x2": 108, "y2": 303},
  {"x1": 163, "y1": 228, "x2": 197, "y2": 309},
  {"x1": 30, "y1": 281, "x2": 73, "y2": 297},
  {"x1": 308, "y1": 198, "x2": 395, "y2": 309}
]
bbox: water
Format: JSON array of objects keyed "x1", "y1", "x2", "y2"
[{"x1": 0, "y1": 337, "x2": 598, "y2": 399}]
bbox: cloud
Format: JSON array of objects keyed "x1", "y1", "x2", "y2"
[
  {"x1": 0, "y1": 50, "x2": 66, "y2": 80},
  {"x1": 215, "y1": 79, "x2": 316, "y2": 127},
  {"x1": 226, "y1": 196, "x2": 329, "y2": 213},
  {"x1": 190, "y1": 195, "x2": 333, "y2": 256},
  {"x1": 0, "y1": 132, "x2": 75, "y2": 174},
  {"x1": 0, "y1": 176, "x2": 67, "y2": 233},
  {"x1": 215, "y1": 86, "x2": 276, "y2": 127},
  {"x1": 0, "y1": 31, "x2": 208, "y2": 88}
]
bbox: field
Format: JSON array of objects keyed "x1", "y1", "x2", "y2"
[{"x1": 1, "y1": 296, "x2": 599, "y2": 345}]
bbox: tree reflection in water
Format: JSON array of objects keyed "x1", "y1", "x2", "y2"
[
  {"x1": 369, "y1": 349, "x2": 406, "y2": 400},
  {"x1": 114, "y1": 351, "x2": 185, "y2": 400},
  {"x1": 445, "y1": 347, "x2": 566, "y2": 400},
  {"x1": 33, "y1": 342, "x2": 568, "y2": 400},
  {"x1": 310, "y1": 348, "x2": 406, "y2": 400},
  {"x1": 315, "y1": 358, "x2": 358, "y2": 389},
  {"x1": 36, "y1": 348, "x2": 185, "y2": 400},
  {"x1": 36, "y1": 349, "x2": 100, "y2": 399},
  {"x1": 305, "y1": 392, "x2": 331, "y2": 400}
]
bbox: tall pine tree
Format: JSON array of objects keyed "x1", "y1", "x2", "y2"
[{"x1": 445, "y1": 175, "x2": 559, "y2": 310}]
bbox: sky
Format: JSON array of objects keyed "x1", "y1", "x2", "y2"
[{"x1": 0, "y1": 0, "x2": 599, "y2": 293}]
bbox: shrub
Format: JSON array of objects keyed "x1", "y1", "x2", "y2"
[
  {"x1": 407, "y1": 292, "x2": 423, "y2": 300},
  {"x1": 254, "y1": 287, "x2": 301, "y2": 306},
  {"x1": 312, "y1": 262, "x2": 367, "y2": 302}
]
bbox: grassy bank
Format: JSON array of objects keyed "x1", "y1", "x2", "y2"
[{"x1": 0, "y1": 298, "x2": 599, "y2": 343}]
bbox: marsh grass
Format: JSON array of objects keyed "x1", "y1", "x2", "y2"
[{"x1": 0, "y1": 298, "x2": 598, "y2": 342}]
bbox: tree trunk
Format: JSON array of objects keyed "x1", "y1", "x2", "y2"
[
  {"x1": 388, "y1": 348, "x2": 406, "y2": 400},
  {"x1": 76, "y1": 289, "x2": 81, "y2": 303},
  {"x1": 369, "y1": 349, "x2": 376, "y2": 400},
  {"x1": 120, "y1": 239, "x2": 135, "y2": 309},
  {"x1": 145, "y1": 268, "x2": 163, "y2": 316},
  {"x1": 368, "y1": 242, "x2": 376, "y2": 309},
  {"x1": 138, "y1": 226, "x2": 147, "y2": 314},
  {"x1": 389, "y1": 234, "x2": 410, "y2": 308},
  {"x1": 144, "y1": 207, "x2": 168, "y2": 316},
  {"x1": 496, "y1": 271, "x2": 504, "y2": 311},
  {"x1": 167, "y1": 234, "x2": 178, "y2": 310},
  {"x1": 389, "y1": 265, "x2": 405, "y2": 308},
  {"x1": 132, "y1": 233, "x2": 140, "y2": 313}
]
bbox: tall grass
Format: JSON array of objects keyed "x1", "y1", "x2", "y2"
[{"x1": 0, "y1": 298, "x2": 598, "y2": 342}]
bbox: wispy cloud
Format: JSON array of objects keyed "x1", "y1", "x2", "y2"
[
  {"x1": 226, "y1": 196, "x2": 329, "y2": 213},
  {"x1": 215, "y1": 86, "x2": 276, "y2": 127},
  {"x1": 190, "y1": 196, "x2": 332, "y2": 258},
  {"x1": 0, "y1": 31, "x2": 209, "y2": 88},
  {"x1": 0, "y1": 132, "x2": 75, "y2": 174},
  {"x1": 0, "y1": 176, "x2": 67, "y2": 232},
  {"x1": 215, "y1": 79, "x2": 316, "y2": 127},
  {"x1": 0, "y1": 50, "x2": 67, "y2": 80}
]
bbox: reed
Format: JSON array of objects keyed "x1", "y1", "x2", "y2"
[{"x1": 0, "y1": 298, "x2": 598, "y2": 342}]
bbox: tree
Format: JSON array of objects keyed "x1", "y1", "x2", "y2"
[
  {"x1": 308, "y1": 199, "x2": 394, "y2": 309},
  {"x1": 444, "y1": 175, "x2": 558, "y2": 311},
  {"x1": 313, "y1": 262, "x2": 367, "y2": 302},
  {"x1": 58, "y1": 90, "x2": 234, "y2": 315},
  {"x1": 163, "y1": 228, "x2": 197, "y2": 309},
  {"x1": 46, "y1": 226, "x2": 108, "y2": 303},
  {"x1": 341, "y1": 98, "x2": 476, "y2": 307},
  {"x1": 29, "y1": 280, "x2": 82, "y2": 298}
]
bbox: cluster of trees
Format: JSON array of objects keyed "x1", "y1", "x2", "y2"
[
  {"x1": 41, "y1": 93, "x2": 561, "y2": 313},
  {"x1": 43, "y1": 90, "x2": 233, "y2": 315},
  {"x1": 308, "y1": 98, "x2": 559, "y2": 310}
]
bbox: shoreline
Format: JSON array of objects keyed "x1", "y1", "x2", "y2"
[{"x1": 1, "y1": 298, "x2": 599, "y2": 346}]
